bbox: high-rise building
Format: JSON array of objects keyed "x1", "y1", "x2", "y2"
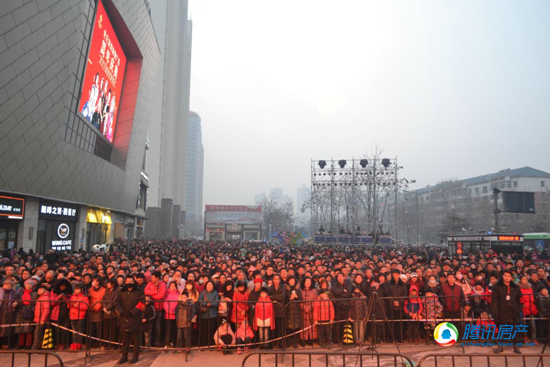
[
  {"x1": 270, "y1": 188, "x2": 283, "y2": 202},
  {"x1": 185, "y1": 112, "x2": 204, "y2": 235},
  {"x1": 254, "y1": 193, "x2": 266, "y2": 205},
  {"x1": 0, "y1": 0, "x2": 160, "y2": 251},
  {"x1": 145, "y1": 0, "x2": 193, "y2": 238}
]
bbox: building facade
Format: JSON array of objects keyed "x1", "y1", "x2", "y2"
[
  {"x1": 204, "y1": 205, "x2": 262, "y2": 241},
  {"x1": 401, "y1": 167, "x2": 550, "y2": 244},
  {"x1": 0, "y1": 0, "x2": 160, "y2": 251},
  {"x1": 185, "y1": 111, "x2": 204, "y2": 236},
  {"x1": 145, "y1": 0, "x2": 193, "y2": 239}
]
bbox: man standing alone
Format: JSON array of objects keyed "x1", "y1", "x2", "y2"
[
  {"x1": 116, "y1": 276, "x2": 145, "y2": 364},
  {"x1": 491, "y1": 270, "x2": 522, "y2": 354}
]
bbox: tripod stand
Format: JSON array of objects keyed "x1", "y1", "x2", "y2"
[{"x1": 356, "y1": 291, "x2": 401, "y2": 354}]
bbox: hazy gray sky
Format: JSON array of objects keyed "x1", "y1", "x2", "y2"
[{"x1": 188, "y1": 0, "x2": 550, "y2": 207}]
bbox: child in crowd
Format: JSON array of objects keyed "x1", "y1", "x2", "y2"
[
  {"x1": 175, "y1": 291, "x2": 196, "y2": 354},
  {"x1": 421, "y1": 291, "x2": 443, "y2": 340},
  {"x1": 32, "y1": 284, "x2": 50, "y2": 350},
  {"x1": 313, "y1": 290, "x2": 335, "y2": 348},
  {"x1": 404, "y1": 288, "x2": 423, "y2": 342},
  {"x1": 253, "y1": 287, "x2": 274, "y2": 349},
  {"x1": 69, "y1": 283, "x2": 89, "y2": 351},
  {"x1": 236, "y1": 320, "x2": 254, "y2": 354},
  {"x1": 141, "y1": 295, "x2": 155, "y2": 348},
  {"x1": 214, "y1": 320, "x2": 235, "y2": 354}
]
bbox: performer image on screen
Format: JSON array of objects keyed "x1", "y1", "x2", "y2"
[{"x1": 81, "y1": 73, "x2": 99, "y2": 121}]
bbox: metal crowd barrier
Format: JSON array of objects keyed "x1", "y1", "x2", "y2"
[
  {"x1": 241, "y1": 351, "x2": 415, "y2": 367},
  {"x1": 0, "y1": 350, "x2": 64, "y2": 367},
  {"x1": 416, "y1": 353, "x2": 550, "y2": 367}
]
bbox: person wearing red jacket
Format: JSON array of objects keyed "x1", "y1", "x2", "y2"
[
  {"x1": 253, "y1": 288, "x2": 274, "y2": 349},
  {"x1": 313, "y1": 290, "x2": 335, "y2": 347},
  {"x1": 32, "y1": 285, "x2": 50, "y2": 350},
  {"x1": 69, "y1": 283, "x2": 89, "y2": 351},
  {"x1": 235, "y1": 320, "x2": 254, "y2": 354},
  {"x1": 518, "y1": 275, "x2": 538, "y2": 342},
  {"x1": 144, "y1": 271, "x2": 167, "y2": 347},
  {"x1": 88, "y1": 277, "x2": 106, "y2": 349},
  {"x1": 230, "y1": 281, "x2": 249, "y2": 328}
]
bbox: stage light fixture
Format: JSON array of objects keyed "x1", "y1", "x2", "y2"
[
  {"x1": 318, "y1": 160, "x2": 326, "y2": 169},
  {"x1": 338, "y1": 160, "x2": 347, "y2": 168},
  {"x1": 360, "y1": 159, "x2": 368, "y2": 168},
  {"x1": 382, "y1": 158, "x2": 391, "y2": 168}
]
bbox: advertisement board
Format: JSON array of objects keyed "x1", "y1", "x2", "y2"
[
  {"x1": 78, "y1": 0, "x2": 127, "y2": 143},
  {"x1": 0, "y1": 195, "x2": 25, "y2": 220},
  {"x1": 39, "y1": 200, "x2": 78, "y2": 221}
]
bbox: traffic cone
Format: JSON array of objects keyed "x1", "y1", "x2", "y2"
[
  {"x1": 343, "y1": 323, "x2": 354, "y2": 345},
  {"x1": 42, "y1": 329, "x2": 54, "y2": 349}
]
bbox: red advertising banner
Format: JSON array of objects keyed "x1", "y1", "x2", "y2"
[
  {"x1": 205, "y1": 205, "x2": 262, "y2": 212},
  {"x1": 78, "y1": 0, "x2": 127, "y2": 143}
]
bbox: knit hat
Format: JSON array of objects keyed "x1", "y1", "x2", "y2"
[
  {"x1": 253, "y1": 278, "x2": 263, "y2": 285},
  {"x1": 24, "y1": 279, "x2": 35, "y2": 286},
  {"x1": 3, "y1": 279, "x2": 14, "y2": 287}
]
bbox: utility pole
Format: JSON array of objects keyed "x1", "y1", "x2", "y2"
[{"x1": 415, "y1": 190, "x2": 419, "y2": 245}]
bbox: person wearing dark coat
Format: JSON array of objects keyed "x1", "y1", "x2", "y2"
[
  {"x1": 491, "y1": 270, "x2": 522, "y2": 354},
  {"x1": 332, "y1": 272, "x2": 354, "y2": 344},
  {"x1": 380, "y1": 270, "x2": 408, "y2": 342},
  {"x1": 285, "y1": 277, "x2": 303, "y2": 348},
  {"x1": 102, "y1": 278, "x2": 119, "y2": 349},
  {"x1": 115, "y1": 276, "x2": 145, "y2": 364},
  {"x1": 268, "y1": 274, "x2": 286, "y2": 348}
]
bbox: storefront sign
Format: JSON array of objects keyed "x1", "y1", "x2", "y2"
[
  {"x1": 39, "y1": 200, "x2": 78, "y2": 221},
  {"x1": 51, "y1": 222, "x2": 74, "y2": 251},
  {"x1": 0, "y1": 195, "x2": 25, "y2": 220},
  {"x1": 51, "y1": 240, "x2": 72, "y2": 251}
]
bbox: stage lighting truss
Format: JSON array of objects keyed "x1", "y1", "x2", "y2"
[{"x1": 309, "y1": 157, "x2": 410, "y2": 240}]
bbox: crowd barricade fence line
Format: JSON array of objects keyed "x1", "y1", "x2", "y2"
[
  {"x1": 416, "y1": 353, "x2": 550, "y2": 367},
  {"x1": 240, "y1": 351, "x2": 415, "y2": 367},
  {"x1": 0, "y1": 350, "x2": 65, "y2": 367}
]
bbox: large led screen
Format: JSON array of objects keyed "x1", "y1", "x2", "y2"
[{"x1": 78, "y1": 0, "x2": 127, "y2": 143}]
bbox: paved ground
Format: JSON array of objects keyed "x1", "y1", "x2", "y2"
[{"x1": 1, "y1": 344, "x2": 549, "y2": 367}]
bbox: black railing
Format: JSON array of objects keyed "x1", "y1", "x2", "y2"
[
  {"x1": 417, "y1": 353, "x2": 550, "y2": 367},
  {"x1": 241, "y1": 351, "x2": 415, "y2": 367},
  {"x1": 0, "y1": 350, "x2": 64, "y2": 367}
]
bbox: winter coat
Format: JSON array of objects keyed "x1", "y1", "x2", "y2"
[
  {"x1": 89, "y1": 286, "x2": 106, "y2": 322},
  {"x1": 253, "y1": 296, "x2": 274, "y2": 330},
  {"x1": 144, "y1": 281, "x2": 167, "y2": 312},
  {"x1": 491, "y1": 279, "x2": 522, "y2": 324},
  {"x1": 115, "y1": 284, "x2": 146, "y2": 332},
  {"x1": 518, "y1": 282, "x2": 538, "y2": 316},
  {"x1": 439, "y1": 283, "x2": 465, "y2": 313},
  {"x1": 69, "y1": 293, "x2": 89, "y2": 320},
  {"x1": 349, "y1": 294, "x2": 368, "y2": 320},
  {"x1": 163, "y1": 289, "x2": 180, "y2": 320},
  {"x1": 381, "y1": 278, "x2": 408, "y2": 311},
  {"x1": 536, "y1": 294, "x2": 550, "y2": 319},
  {"x1": 141, "y1": 304, "x2": 155, "y2": 332},
  {"x1": 213, "y1": 324, "x2": 235, "y2": 346},
  {"x1": 236, "y1": 324, "x2": 254, "y2": 340},
  {"x1": 421, "y1": 294, "x2": 443, "y2": 327},
  {"x1": 50, "y1": 278, "x2": 72, "y2": 322},
  {"x1": 332, "y1": 280, "x2": 354, "y2": 312},
  {"x1": 14, "y1": 289, "x2": 37, "y2": 334},
  {"x1": 175, "y1": 300, "x2": 196, "y2": 328},
  {"x1": 470, "y1": 296, "x2": 490, "y2": 318},
  {"x1": 102, "y1": 288, "x2": 119, "y2": 320},
  {"x1": 285, "y1": 283, "x2": 303, "y2": 329},
  {"x1": 300, "y1": 288, "x2": 318, "y2": 316},
  {"x1": 230, "y1": 290, "x2": 249, "y2": 324},
  {"x1": 268, "y1": 284, "x2": 286, "y2": 318},
  {"x1": 198, "y1": 290, "x2": 220, "y2": 319},
  {"x1": 404, "y1": 298, "x2": 423, "y2": 316},
  {"x1": 313, "y1": 296, "x2": 334, "y2": 322},
  {"x1": 0, "y1": 288, "x2": 18, "y2": 337},
  {"x1": 34, "y1": 292, "x2": 51, "y2": 324}
]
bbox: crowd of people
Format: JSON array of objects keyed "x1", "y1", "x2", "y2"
[{"x1": 0, "y1": 239, "x2": 550, "y2": 360}]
